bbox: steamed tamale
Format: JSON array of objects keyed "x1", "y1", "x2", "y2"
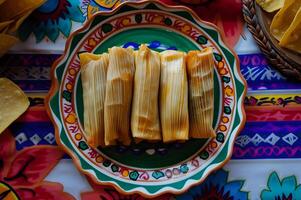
[
  {"x1": 160, "y1": 50, "x2": 189, "y2": 142},
  {"x1": 104, "y1": 47, "x2": 135, "y2": 146},
  {"x1": 131, "y1": 45, "x2": 161, "y2": 140},
  {"x1": 186, "y1": 48, "x2": 215, "y2": 138},
  {"x1": 80, "y1": 52, "x2": 109, "y2": 147}
]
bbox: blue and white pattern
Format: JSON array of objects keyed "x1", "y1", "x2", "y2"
[
  {"x1": 239, "y1": 54, "x2": 301, "y2": 91},
  {"x1": 10, "y1": 122, "x2": 56, "y2": 151}
]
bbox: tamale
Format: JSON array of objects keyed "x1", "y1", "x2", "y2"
[
  {"x1": 80, "y1": 52, "x2": 109, "y2": 148},
  {"x1": 270, "y1": 0, "x2": 301, "y2": 41},
  {"x1": 186, "y1": 48, "x2": 215, "y2": 138},
  {"x1": 160, "y1": 50, "x2": 189, "y2": 142},
  {"x1": 279, "y1": 6, "x2": 301, "y2": 53},
  {"x1": 131, "y1": 45, "x2": 161, "y2": 140},
  {"x1": 104, "y1": 47, "x2": 135, "y2": 146}
]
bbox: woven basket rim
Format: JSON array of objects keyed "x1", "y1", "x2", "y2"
[{"x1": 242, "y1": 0, "x2": 301, "y2": 81}]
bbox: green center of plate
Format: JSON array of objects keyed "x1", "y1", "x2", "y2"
[{"x1": 76, "y1": 27, "x2": 221, "y2": 169}]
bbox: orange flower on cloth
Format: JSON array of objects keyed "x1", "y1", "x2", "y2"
[
  {"x1": 159, "y1": 0, "x2": 244, "y2": 48},
  {"x1": 0, "y1": 129, "x2": 75, "y2": 200}
]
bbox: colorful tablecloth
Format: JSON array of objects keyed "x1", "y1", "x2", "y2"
[{"x1": 1, "y1": 0, "x2": 301, "y2": 199}]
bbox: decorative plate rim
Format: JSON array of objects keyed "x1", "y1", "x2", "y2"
[{"x1": 45, "y1": 0, "x2": 247, "y2": 197}]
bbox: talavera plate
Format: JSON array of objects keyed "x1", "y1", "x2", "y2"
[{"x1": 46, "y1": 1, "x2": 246, "y2": 197}]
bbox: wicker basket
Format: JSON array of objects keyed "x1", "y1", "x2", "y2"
[{"x1": 242, "y1": 0, "x2": 301, "y2": 81}]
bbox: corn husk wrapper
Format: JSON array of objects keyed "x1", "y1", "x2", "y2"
[
  {"x1": 187, "y1": 48, "x2": 215, "y2": 139},
  {"x1": 104, "y1": 47, "x2": 135, "y2": 146},
  {"x1": 131, "y1": 45, "x2": 161, "y2": 141},
  {"x1": 80, "y1": 53, "x2": 109, "y2": 148},
  {"x1": 256, "y1": 0, "x2": 284, "y2": 13},
  {"x1": 160, "y1": 50, "x2": 189, "y2": 142},
  {"x1": 270, "y1": 0, "x2": 301, "y2": 41},
  {"x1": 0, "y1": 78, "x2": 29, "y2": 134}
]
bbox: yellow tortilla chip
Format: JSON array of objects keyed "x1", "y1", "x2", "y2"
[
  {"x1": 0, "y1": 78, "x2": 29, "y2": 134},
  {"x1": 279, "y1": 7, "x2": 301, "y2": 53},
  {"x1": 0, "y1": 20, "x2": 13, "y2": 33},
  {"x1": 256, "y1": 0, "x2": 284, "y2": 12},
  {"x1": 0, "y1": 0, "x2": 45, "y2": 21},
  {"x1": 0, "y1": 0, "x2": 6, "y2": 6},
  {"x1": 0, "y1": 34, "x2": 18, "y2": 56},
  {"x1": 270, "y1": 0, "x2": 301, "y2": 41},
  {"x1": 7, "y1": 10, "x2": 32, "y2": 33}
]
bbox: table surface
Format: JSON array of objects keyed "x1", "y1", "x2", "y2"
[{"x1": 1, "y1": 1, "x2": 301, "y2": 200}]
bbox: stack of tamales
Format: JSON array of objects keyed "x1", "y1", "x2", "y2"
[{"x1": 80, "y1": 45, "x2": 216, "y2": 147}]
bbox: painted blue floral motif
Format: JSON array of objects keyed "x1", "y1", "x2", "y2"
[
  {"x1": 261, "y1": 172, "x2": 301, "y2": 200},
  {"x1": 18, "y1": 0, "x2": 85, "y2": 42},
  {"x1": 176, "y1": 169, "x2": 248, "y2": 200},
  {"x1": 123, "y1": 41, "x2": 177, "y2": 51}
]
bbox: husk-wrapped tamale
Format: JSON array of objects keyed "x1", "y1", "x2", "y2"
[
  {"x1": 160, "y1": 50, "x2": 189, "y2": 142},
  {"x1": 104, "y1": 47, "x2": 135, "y2": 146},
  {"x1": 131, "y1": 45, "x2": 161, "y2": 141},
  {"x1": 186, "y1": 48, "x2": 215, "y2": 138},
  {"x1": 80, "y1": 52, "x2": 109, "y2": 147}
]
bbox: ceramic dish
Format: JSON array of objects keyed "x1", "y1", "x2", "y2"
[
  {"x1": 243, "y1": 0, "x2": 301, "y2": 80},
  {"x1": 46, "y1": 1, "x2": 246, "y2": 197}
]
